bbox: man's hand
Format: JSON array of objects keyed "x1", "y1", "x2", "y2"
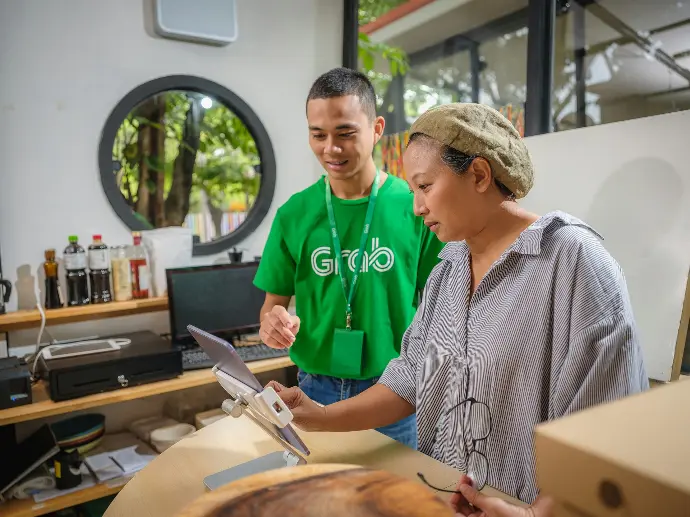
[
  {"x1": 266, "y1": 381, "x2": 327, "y2": 431},
  {"x1": 260, "y1": 305, "x2": 300, "y2": 349},
  {"x1": 451, "y1": 478, "x2": 554, "y2": 517}
]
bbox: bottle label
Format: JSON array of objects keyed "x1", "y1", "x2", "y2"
[
  {"x1": 64, "y1": 253, "x2": 87, "y2": 270},
  {"x1": 57, "y1": 282, "x2": 65, "y2": 306},
  {"x1": 89, "y1": 249, "x2": 109, "y2": 270},
  {"x1": 112, "y1": 258, "x2": 132, "y2": 302},
  {"x1": 138, "y1": 265, "x2": 150, "y2": 291}
]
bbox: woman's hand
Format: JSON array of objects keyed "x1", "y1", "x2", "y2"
[
  {"x1": 450, "y1": 477, "x2": 554, "y2": 517},
  {"x1": 266, "y1": 381, "x2": 327, "y2": 431}
]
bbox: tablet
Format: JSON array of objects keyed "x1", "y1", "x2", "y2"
[{"x1": 186, "y1": 325, "x2": 310, "y2": 457}]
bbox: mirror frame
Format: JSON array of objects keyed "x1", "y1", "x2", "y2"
[{"x1": 98, "y1": 75, "x2": 276, "y2": 256}]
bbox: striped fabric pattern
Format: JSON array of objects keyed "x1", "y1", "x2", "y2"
[{"x1": 379, "y1": 211, "x2": 649, "y2": 503}]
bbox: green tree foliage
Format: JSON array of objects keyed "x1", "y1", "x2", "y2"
[
  {"x1": 357, "y1": 0, "x2": 409, "y2": 109},
  {"x1": 112, "y1": 91, "x2": 260, "y2": 240},
  {"x1": 358, "y1": 0, "x2": 407, "y2": 25}
]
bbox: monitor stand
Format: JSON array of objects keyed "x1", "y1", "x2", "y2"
[{"x1": 202, "y1": 397, "x2": 307, "y2": 491}]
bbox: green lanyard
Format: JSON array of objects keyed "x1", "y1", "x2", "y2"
[{"x1": 325, "y1": 170, "x2": 380, "y2": 330}]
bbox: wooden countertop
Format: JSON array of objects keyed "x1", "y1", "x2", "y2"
[{"x1": 101, "y1": 413, "x2": 519, "y2": 517}]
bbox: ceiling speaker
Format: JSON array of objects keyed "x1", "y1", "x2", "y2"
[{"x1": 153, "y1": 0, "x2": 238, "y2": 46}]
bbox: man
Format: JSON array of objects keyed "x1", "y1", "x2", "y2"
[{"x1": 253, "y1": 67, "x2": 444, "y2": 449}]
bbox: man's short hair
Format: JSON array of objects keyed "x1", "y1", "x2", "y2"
[{"x1": 306, "y1": 67, "x2": 377, "y2": 121}]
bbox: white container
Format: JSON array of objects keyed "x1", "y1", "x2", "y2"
[
  {"x1": 128, "y1": 415, "x2": 180, "y2": 443},
  {"x1": 150, "y1": 423, "x2": 195, "y2": 453},
  {"x1": 194, "y1": 408, "x2": 226, "y2": 429},
  {"x1": 140, "y1": 227, "x2": 193, "y2": 297}
]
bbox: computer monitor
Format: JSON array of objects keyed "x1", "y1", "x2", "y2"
[{"x1": 166, "y1": 262, "x2": 265, "y2": 347}]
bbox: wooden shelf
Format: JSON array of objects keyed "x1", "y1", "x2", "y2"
[
  {"x1": 1, "y1": 478, "x2": 127, "y2": 517},
  {"x1": 0, "y1": 356, "x2": 295, "y2": 426},
  {"x1": 0, "y1": 357, "x2": 295, "y2": 517},
  {"x1": 0, "y1": 297, "x2": 169, "y2": 332}
]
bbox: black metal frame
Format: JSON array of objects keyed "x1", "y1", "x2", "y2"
[
  {"x1": 343, "y1": 0, "x2": 360, "y2": 69},
  {"x1": 98, "y1": 75, "x2": 277, "y2": 257},
  {"x1": 525, "y1": 0, "x2": 555, "y2": 136},
  {"x1": 574, "y1": 2, "x2": 587, "y2": 129}
]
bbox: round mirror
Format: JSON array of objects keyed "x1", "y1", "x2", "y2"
[{"x1": 99, "y1": 75, "x2": 276, "y2": 256}]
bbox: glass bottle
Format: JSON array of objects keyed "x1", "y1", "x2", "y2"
[
  {"x1": 129, "y1": 232, "x2": 149, "y2": 299},
  {"x1": 63, "y1": 235, "x2": 90, "y2": 306},
  {"x1": 111, "y1": 245, "x2": 132, "y2": 302},
  {"x1": 43, "y1": 249, "x2": 63, "y2": 309},
  {"x1": 88, "y1": 234, "x2": 112, "y2": 304}
]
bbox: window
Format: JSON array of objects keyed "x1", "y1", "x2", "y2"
[
  {"x1": 359, "y1": 0, "x2": 529, "y2": 136},
  {"x1": 356, "y1": 0, "x2": 690, "y2": 138},
  {"x1": 552, "y1": 0, "x2": 690, "y2": 132},
  {"x1": 476, "y1": 24, "x2": 529, "y2": 117}
]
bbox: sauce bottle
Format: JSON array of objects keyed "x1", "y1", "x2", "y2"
[
  {"x1": 63, "y1": 235, "x2": 89, "y2": 306},
  {"x1": 88, "y1": 234, "x2": 112, "y2": 304},
  {"x1": 43, "y1": 249, "x2": 63, "y2": 309}
]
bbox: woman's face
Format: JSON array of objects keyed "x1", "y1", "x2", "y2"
[{"x1": 404, "y1": 139, "x2": 493, "y2": 243}]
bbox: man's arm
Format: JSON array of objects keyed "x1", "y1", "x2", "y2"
[
  {"x1": 260, "y1": 293, "x2": 291, "y2": 322},
  {"x1": 253, "y1": 210, "x2": 296, "y2": 300},
  {"x1": 253, "y1": 211, "x2": 300, "y2": 348}
]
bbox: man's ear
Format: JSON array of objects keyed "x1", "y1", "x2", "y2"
[
  {"x1": 470, "y1": 157, "x2": 493, "y2": 193},
  {"x1": 373, "y1": 115, "x2": 385, "y2": 144}
]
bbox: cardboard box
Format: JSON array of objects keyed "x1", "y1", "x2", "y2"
[{"x1": 534, "y1": 379, "x2": 690, "y2": 516}]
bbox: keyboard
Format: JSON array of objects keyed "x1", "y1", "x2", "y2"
[{"x1": 181, "y1": 343, "x2": 290, "y2": 371}]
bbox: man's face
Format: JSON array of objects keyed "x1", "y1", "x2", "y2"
[{"x1": 306, "y1": 95, "x2": 384, "y2": 179}]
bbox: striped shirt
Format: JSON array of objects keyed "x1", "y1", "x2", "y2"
[{"x1": 379, "y1": 211, "x2": 649, "y2": 503}]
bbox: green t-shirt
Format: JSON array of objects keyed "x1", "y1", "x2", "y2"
[{"x1": 254, "y1": 174, "x2": 444, "y2": 380}]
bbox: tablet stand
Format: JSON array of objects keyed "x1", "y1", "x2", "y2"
[{"x1": 202, "y1": 392, "x2": 307, "y2": 491}]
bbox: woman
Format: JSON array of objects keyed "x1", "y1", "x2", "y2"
[{"x1": 268, "y1": 103, "x2": 648, "y2": 516}]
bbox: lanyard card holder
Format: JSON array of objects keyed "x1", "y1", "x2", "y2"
[{"x1": 331, "y1": 328, "x2": 364, "y2": 378}]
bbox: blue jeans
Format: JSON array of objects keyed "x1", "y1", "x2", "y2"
[{"x1": 297, "y1": 370, "x2": 418, "y2": 450}]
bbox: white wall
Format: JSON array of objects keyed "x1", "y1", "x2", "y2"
[
  {"x1": 0, "y1": 0, "x2": 343, "y2": 319},
  {"x1": 522, "y1": 110, "x2": 690, "y2": 382}
]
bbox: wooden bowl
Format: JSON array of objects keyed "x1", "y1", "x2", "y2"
[{"x1": 175, "y1": 464, "x2": 455, "y2": 517}]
